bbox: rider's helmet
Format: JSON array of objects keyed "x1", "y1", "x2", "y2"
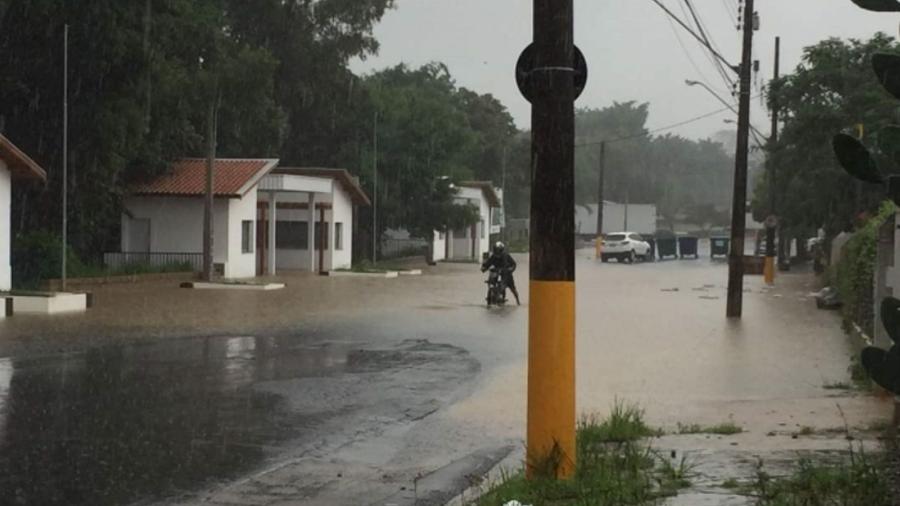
[{"x1": 494, "y1": 241, "x2": 506, "y2": 255}]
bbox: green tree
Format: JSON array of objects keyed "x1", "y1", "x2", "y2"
[{"x1": 758, "y1": 34, "x2": 900, "y2": 240}]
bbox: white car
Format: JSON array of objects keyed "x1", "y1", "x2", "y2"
[{"x1": 601, "y1": 232, "x2": 652, "y2": 263}]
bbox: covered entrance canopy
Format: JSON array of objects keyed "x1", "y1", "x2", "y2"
[{"x1": 256, "y1": 168, "x2": 370, "y2": 275}]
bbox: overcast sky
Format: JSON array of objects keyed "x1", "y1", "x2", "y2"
[{"x1": 350, "y1": 0, "x2": 899, "y2": 141}]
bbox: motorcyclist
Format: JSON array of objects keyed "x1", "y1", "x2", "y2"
[{"x1": 481, "y1": 241, "x2": 520, "y2": 305}]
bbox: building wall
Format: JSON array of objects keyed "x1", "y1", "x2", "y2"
[
  {"x1": 122, "y1": 196, "x2": 230, "y2": 265},
  {"x1": 0, "y1": 161, "x2": 10, "y2": 292},
  {"x1": 225, "y1": 192, "x2": 257, "y2": 278},
  {"x1": 575, "y1": 202, "x2": 658, "y2": 236},
  {"x1": 447, "y1": 187, "x2": 492, "y2": 261},
  {"x1": 331, "y1": 184, "x2": 353, "y2": 270},
  {"x1": 271, "y1": 205, "x2": 337, "y2": 271},
  {"x1": 431, "y1": 230, "x2": 446, "y2": 262}
]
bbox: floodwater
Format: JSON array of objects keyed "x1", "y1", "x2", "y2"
[
  {"x1": 0, "y1": 337, "x2": 348, "y2": 505},
  {"x1": 0, "y1": 243, "x2": 892, "y2": 505}
]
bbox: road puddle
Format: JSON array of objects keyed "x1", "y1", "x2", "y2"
[{"x1": 0, "y1": 336, "x2": 347, "y2": 505}]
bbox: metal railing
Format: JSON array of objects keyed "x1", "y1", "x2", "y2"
[{"x1": 103, "y1": 252, "x2": 203, "y2": 273}]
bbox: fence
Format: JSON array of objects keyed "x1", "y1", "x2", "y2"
[
  {"x1": 103, "y1": 252, "x2": 203, "y2": 273},
  {"x1": 380, "y1": 238, "x2": 428, "y2": 260}
]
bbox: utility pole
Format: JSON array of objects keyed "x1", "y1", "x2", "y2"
[
  {"x1": 595, "y1": 141, "x2": 605, "y2": 259},
  {"x1": 61, "y1": 25, "x2": 68, "y2": 291},
  {"x1": 502, "y1": 144, "x2": 508, "y2": 243},
  {"x1": 203, "y1": 82, "x2": 218, "y2": 282},
  {"x1": 770, "y1": 37, "x2": 787, "y2": 271},
  {"x1": 527, "y1": 0, "x2": 577, "y2": 479},
  {"x1": 764, "y1": 37, "x2": 780, "y2": 284},
  {"x1": 372, "y1": 111, "x2": 378, "y2": 264},
  {"x1": 726, "y1": 0, "x2": 756, "y2": 318}
]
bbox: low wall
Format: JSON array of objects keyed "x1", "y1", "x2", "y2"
[{"x1": 43, "y1": 271, "x2": 197, "y2": 291}]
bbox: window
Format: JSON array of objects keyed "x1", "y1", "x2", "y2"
[
  {"x1": 334, "y1": 223, "x2": 343, "y2": 250},
  {"x1": 241, "y1": 221, "x2": 254, "y2": 253},
  {"x1": 481, "y1": 221, "x2": 485, "y2": 239},
  {"x1": 276, "y1": 221, "x2": 308, "y2": 250},
  {"x1": 315, "y1": 222, "x2": 329, "y2": 250},
  {"x1": 630, "y1": 234, "x2": 643, "y2": 241}
]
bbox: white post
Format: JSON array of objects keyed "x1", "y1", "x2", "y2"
[
  {"x1": 307, "y1": 192, "x2": 316, "y2": 272},
  {"x1": 268, "y1": 192, "x2": 277, "y2": 276}
]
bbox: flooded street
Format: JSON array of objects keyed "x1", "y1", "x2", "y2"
[{"x1": 0, "y1": 245, "x2": 890, "y2": 505}]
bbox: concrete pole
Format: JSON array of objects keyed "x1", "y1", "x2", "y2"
[
  {"x1": 268, "y1": 192, "x2": 277, "y2": 275},
  {"x1": 595, "y1": 141, "x2": 605, "y2": 259},
  {"x1": 726, "y1": 0, "x2": 756, "y2": 318},
  {"x1": 307, "y1": 192, "x2": 316, "y2": 272},
  {"x1": 528, "y1": 0, "x2": 576, "y2": 479}
]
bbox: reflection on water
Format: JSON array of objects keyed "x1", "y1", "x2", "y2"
[{"x1": 0, "y1": 336, "x2": 347, "y2": 505}]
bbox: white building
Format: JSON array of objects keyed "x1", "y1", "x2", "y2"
[
  {"x1": 257, "y1": 167, "x2": 370, "y2": 274},
  {"x1": 575, "y1": 202, "x2": 658, "y2": 237},
  {"x1": 0, "y1": 134, "x2": 47, "y2": 297},
  {"x1": 117, "y1": 160, "x2": 369, "y2": 278},
  {"x1": 431, "y1": 181, "x2": 501, "y2": 262}
]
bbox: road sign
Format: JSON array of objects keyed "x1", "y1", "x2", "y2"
[
  {"x1": 516, "y1": 43, "x2": 587, "y2": 103},
  {"x1": 765, "y1": 215, "x2": 778, "y2": 229}
]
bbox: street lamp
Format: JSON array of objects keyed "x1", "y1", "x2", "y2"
[{"x1": 686, "y1": 80, "x2": 767, "y2": 146}]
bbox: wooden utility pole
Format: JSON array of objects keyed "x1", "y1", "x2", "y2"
[
  {"x1": 595, "y1": 141, "x2": 605, "y2": 259},
  {"x1": 372, "y1": 111, "x2": 378, "y2": 264},
  {"x1": 763, "y1": 37, "x2": 780, "y2": 285},
  {"x1": 726, "y1": 0, "x2": 756, "y2": 318},
  {"x1": 203, "y1": 85, "x2": 218, "y2": 282},
  {"x1": 61, "y1": 25, "x2": 68, "y2": 291},
  {"x1": 528, "y1": 0, "x2": 577, "y2": 479}
]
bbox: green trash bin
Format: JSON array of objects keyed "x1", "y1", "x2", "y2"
[{"x1": 710, "y1": 236, "x2": 730, "y2": 259}]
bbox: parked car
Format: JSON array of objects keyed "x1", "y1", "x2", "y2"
[{"x1": 601, "y1": 232, "x2": 652, "y2": 263}]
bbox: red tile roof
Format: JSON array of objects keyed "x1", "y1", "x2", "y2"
[
  {"x1": 0, "y1": 134, "x2": 47, "y2": 182},
  {"x1": 132, "y1": 158, "x2": 278, "y2": 198}
]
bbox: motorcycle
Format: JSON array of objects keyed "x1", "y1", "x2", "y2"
[{"x1": 485, "y1": 266, "x2": 507, "y2": 307}]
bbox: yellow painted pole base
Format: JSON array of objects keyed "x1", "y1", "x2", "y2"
[
  {"x1": 764, "y1": 256, "x2": 775, "y2": 285},
  {"x1": 595, "y1": 236, "x2": 602, "y2": 259},
  {"x1": 527, "y1": 280, "x2": 576, "y2": 479}
]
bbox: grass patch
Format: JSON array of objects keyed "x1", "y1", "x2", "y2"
[
  {"x1": 793, "y1": 426, "x2": 815, "y2": 437},
  {"x1": 676, "y1": 422, "x2": 743, "y2": 435},
  {"x1": 475, "y1": 402, "x2": 686, "y2": 505},
  {"x1": 580, "y1": 401, "x2": 663, "y2": 443},
  {"x1": 337, "y1": 260, "x2": 414, "y2": 273},
  {"x1": 721, "y1": 478, "x2": 741, "y2": 489},
  {"x1": 750, "y1": 446, "x2": 890, "y2": 506}
]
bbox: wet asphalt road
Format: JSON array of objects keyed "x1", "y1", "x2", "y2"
[{"x1": 0, "y1": 244, "x2": 891, "y2": 505}]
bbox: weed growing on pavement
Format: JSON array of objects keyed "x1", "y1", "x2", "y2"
[
  {"x1": 474, "y1": 403, "x2": 687, "y2": 506},
  {"x1": 579, "y1": 400, "x2": 663, "y2": 443},
  {"x1": 750, "y1": 444, "x2": 890, "y2": 506},
  {"x1": 676, "y1": 422, "x2": 743, "y2": 435}
]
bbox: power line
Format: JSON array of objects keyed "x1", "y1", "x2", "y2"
[
  {"x1": 575, "y1": 94, "x2": 765, "y2": 148},
  {"x1": 665, "y1": 14, "x2": 722, "y2": 94},
  {"x1": 647, "y1": 0, "x2": 738, "y2": 74},
  {"x1": 575, "y1": 105, "x2": 733, "y2": 147},
  {"x1": 684, "y1": 0, "x2": 736, "y2": 89}
]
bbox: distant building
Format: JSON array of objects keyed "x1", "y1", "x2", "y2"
[
  {"x1": 0, "y1": 134, "x2": 47, "y2": 297},
  {"x1": 575, "y1": 202, "x2": 657, "y2": 237},
  {"x1": 431, "y1": 181, "x2": 502, "y2": 262}
]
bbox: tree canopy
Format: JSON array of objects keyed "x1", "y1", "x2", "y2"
[{"x1": 754, "y1": 33, "x2": 900, "y2": 238}]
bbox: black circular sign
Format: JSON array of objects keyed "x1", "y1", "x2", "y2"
[{"x1": 516, "y1": 43, "x2": 588, "y2": 103}]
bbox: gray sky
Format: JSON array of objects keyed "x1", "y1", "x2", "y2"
[{"x1": 350, "y1": 0, "x2": 899, "y2": 140}]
